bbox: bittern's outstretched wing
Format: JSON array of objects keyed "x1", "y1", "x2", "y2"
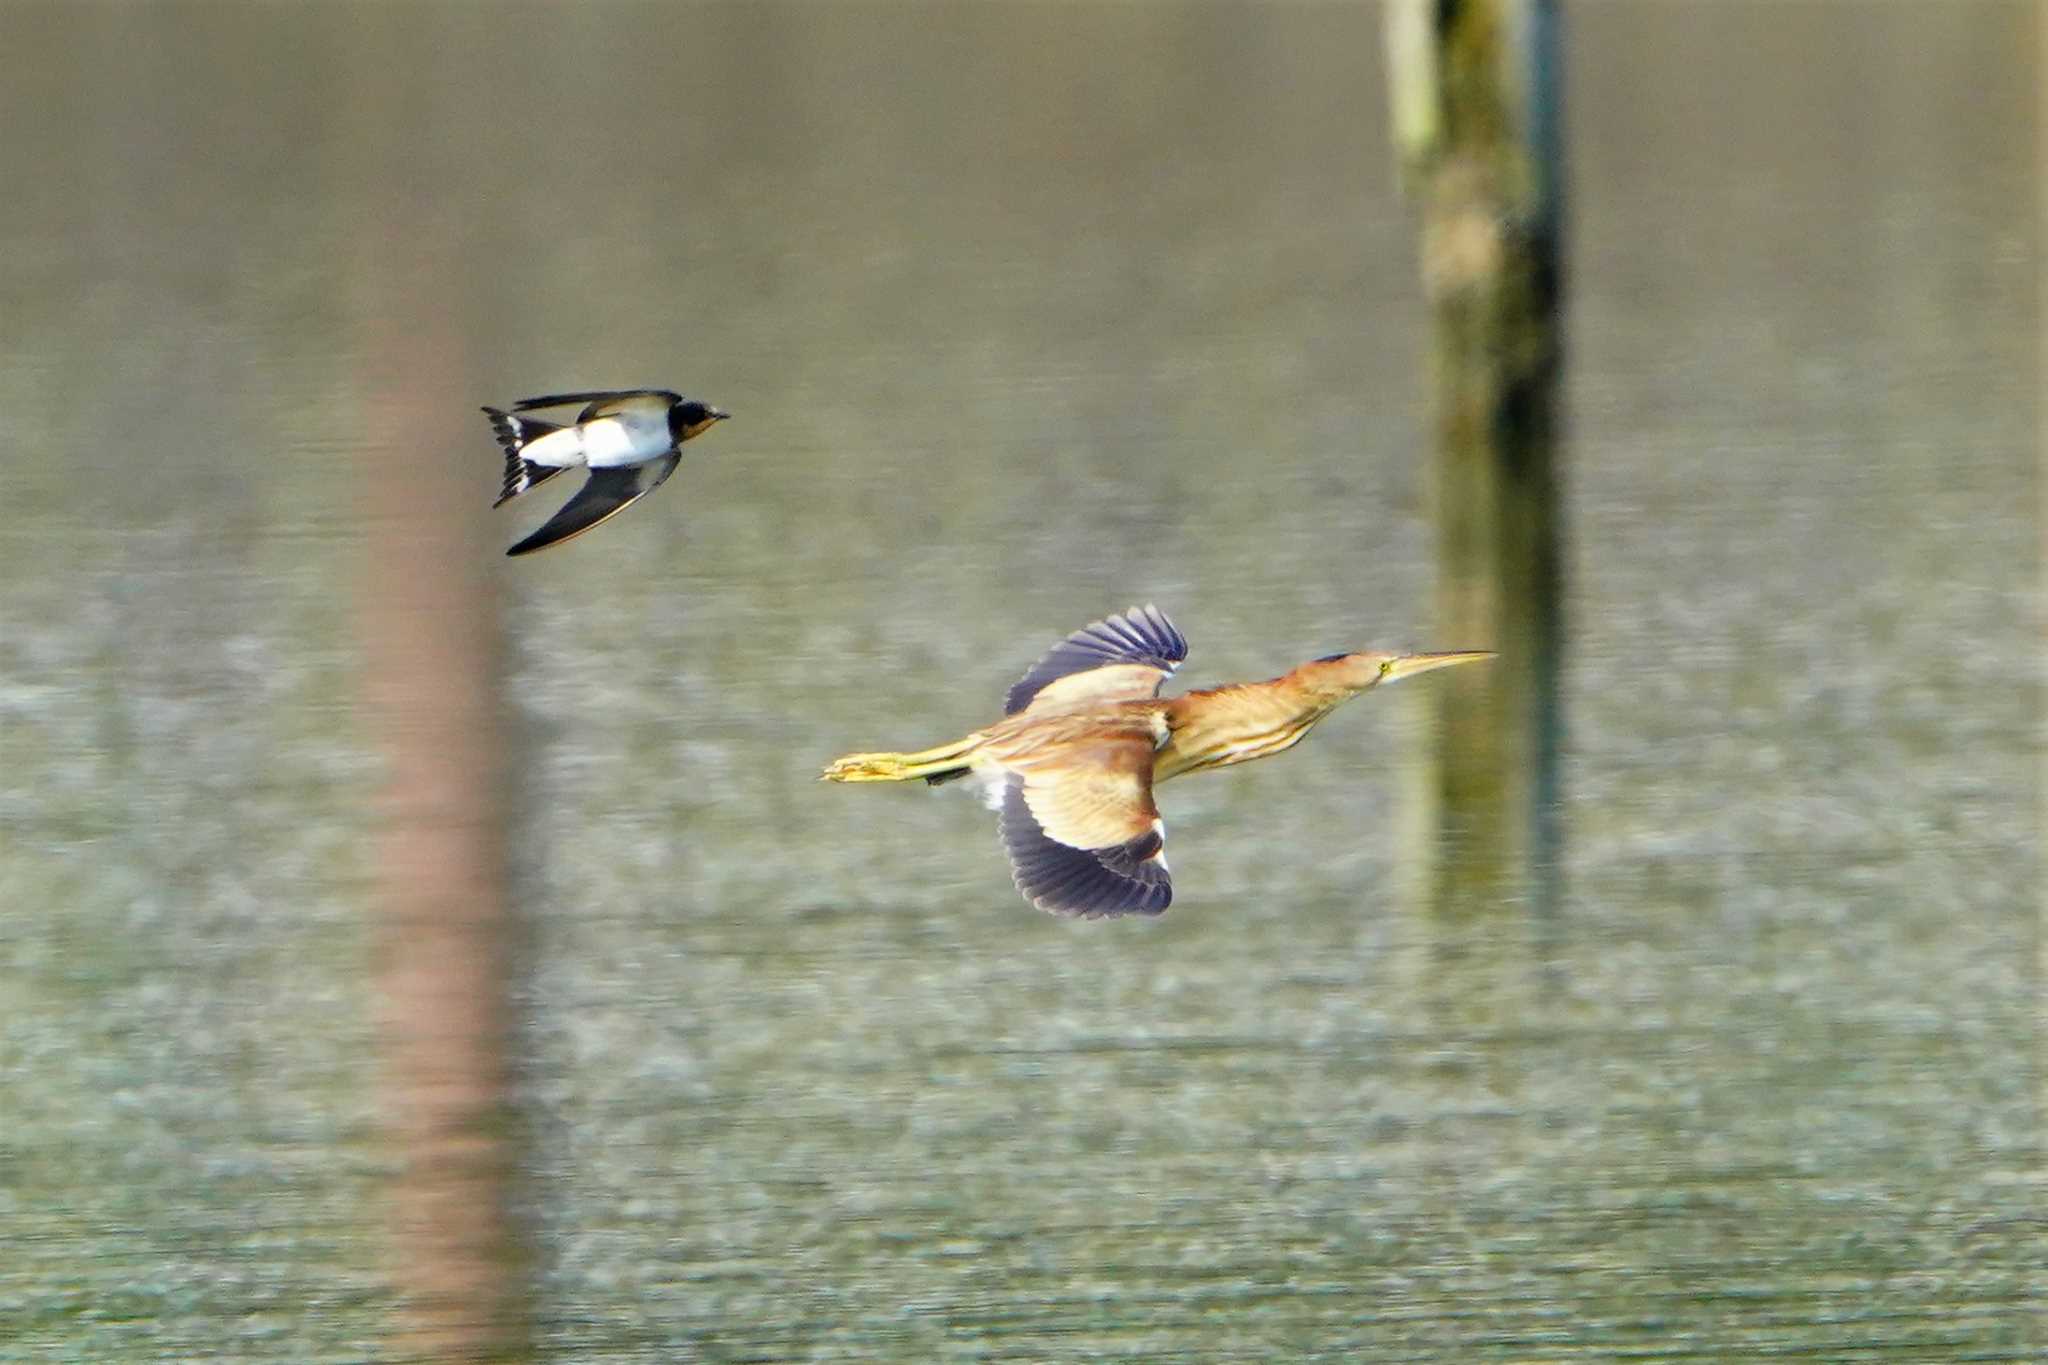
[
  {"x1": 1005, "y1": 604, "x2": 1188, "y2": 716},
  {"x1": 504, "y1": 452, "x2": 682, "y2": 557},
  {"x1": 996, "y1": 737, "x2": 1171, "y2": 918}
]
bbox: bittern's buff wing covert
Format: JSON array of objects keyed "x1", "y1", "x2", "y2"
[
  {"x1": 483, "y1": 388, "x2": 729, "y2": 556},
  {"x1": 821, "y1": 605, "x2": 1493, "y2": 919}
]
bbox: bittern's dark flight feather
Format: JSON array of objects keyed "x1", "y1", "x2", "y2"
[
  {"x1": 999, "y1": 781, "x2": 1171, "y2": 918},
  {"x1": 504, "y1": 452, "x2": 682, "y2": 557},
  {"x1": 1005, "y1": 603, "x2": 1188, "y2": 715}
]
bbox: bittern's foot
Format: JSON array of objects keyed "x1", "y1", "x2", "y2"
[{"x1": 821, "y1": 752, "x2": 902, "y2": 782}]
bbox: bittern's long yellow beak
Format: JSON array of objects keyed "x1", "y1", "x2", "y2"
[{"x1": 1379, "y1": 650, "x2": 1496, "y2": 684}]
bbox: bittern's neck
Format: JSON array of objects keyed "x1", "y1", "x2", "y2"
[{"x1": 1156, "y1": 662, "x2": 1369, "y2": 781}]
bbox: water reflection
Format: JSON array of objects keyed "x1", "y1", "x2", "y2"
[{"x1": 0, "y1": 1, "x2": 2036, "y2": 1358}]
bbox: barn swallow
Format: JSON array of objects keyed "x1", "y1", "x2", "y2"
[{"x1": 483, "y1": 389, "x2": 730, "y2": 557}]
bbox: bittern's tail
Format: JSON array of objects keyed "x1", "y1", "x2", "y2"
[{"x1": 821, "y1": 735, "x2": 982, "y2": 784}]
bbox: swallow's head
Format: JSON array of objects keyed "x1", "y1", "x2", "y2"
[{"x1": 669, "y1": 399, "x2": 732, "y2": 444}]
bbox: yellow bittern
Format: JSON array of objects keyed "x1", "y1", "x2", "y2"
[{"x1": 821, "y1": 605, "x2": 1492, "y2": 918}]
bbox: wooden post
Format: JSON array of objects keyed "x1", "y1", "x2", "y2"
[{"x1": 1386, "y1": 0, "x2": 1565, "y2": 915}]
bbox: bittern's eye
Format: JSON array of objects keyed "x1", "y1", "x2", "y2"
[{"x1": 1378, "y1": 659, "x2": 1395, "y2": 679}]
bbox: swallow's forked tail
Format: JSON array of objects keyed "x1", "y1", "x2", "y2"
[
  {"x1": 821, "y1": 734, "x2": 982, "y2": 785},
  {"x1": 483, "y1": 406, "x2": 566, "y2": 506}
]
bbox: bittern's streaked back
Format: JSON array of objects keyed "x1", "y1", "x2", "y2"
[{"x1": 821, "y1": 605, "x2": 1492, "y2": 918}]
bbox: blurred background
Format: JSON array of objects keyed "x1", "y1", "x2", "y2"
[{"x1": 0, "y1": 1, "x2": 2038, "y2": 1359}]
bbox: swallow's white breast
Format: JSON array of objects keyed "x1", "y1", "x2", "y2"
[
  {"x1": 579, "y1": 408, "x2": 673, "y2": 467},
  {"x1": 519, "y1": 407, "x2": 674, "y2": 469},
  {"x1": 517, "y1": 426, "x2": 586, "y2": 469}
]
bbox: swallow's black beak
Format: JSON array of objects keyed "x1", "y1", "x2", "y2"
[{"x1": 710, "y1": 408, "x2": 732, "y2": 422}]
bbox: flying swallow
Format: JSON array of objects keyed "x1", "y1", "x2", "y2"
[{"x1": 483, "y1": 389, "x2": 730, "y2": 557}]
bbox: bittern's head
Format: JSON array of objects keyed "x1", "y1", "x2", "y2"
[{"x1": 1306, "y1": 649, "x2": 1496, "y2": 695}]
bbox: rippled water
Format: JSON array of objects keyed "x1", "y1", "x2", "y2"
[{"x1": 0, "y1": 1, "x2": 2037, "y2": 1359}]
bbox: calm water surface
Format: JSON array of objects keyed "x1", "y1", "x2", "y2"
[{"x1": 0, "y1": 2, "x2": 2037, "y2": 1359}]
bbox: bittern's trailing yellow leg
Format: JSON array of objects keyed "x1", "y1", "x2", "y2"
[
  {"x1": 821, "y1": 605, "x2": 1491, "y2": 919},
  {"x1": 816, "y1": 736, "x2": 982, "y2": 783}
]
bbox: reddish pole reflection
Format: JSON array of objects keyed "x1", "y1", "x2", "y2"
[{"x1": 360, "y1": 333, "x2": 531, "y2": 1359}]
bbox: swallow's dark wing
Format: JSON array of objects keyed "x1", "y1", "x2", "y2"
[
  {"x1": 511, "y1": 389, "x2": 681, "y2": 415},
  {"x1": 504, "y1": 452, "x2": 682, "y2": 557},
  {"x1": 1004, "y1": 604, "x2": 1189, "y2": 716}
]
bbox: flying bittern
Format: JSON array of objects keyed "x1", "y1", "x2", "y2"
[{"x1": 821, "y1": 605, "x2": 1492, "y2": 918}]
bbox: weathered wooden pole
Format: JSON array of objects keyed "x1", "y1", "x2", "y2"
[{"x1": 1386, "y1": 0, "x2": 1565, "y2": 915}]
